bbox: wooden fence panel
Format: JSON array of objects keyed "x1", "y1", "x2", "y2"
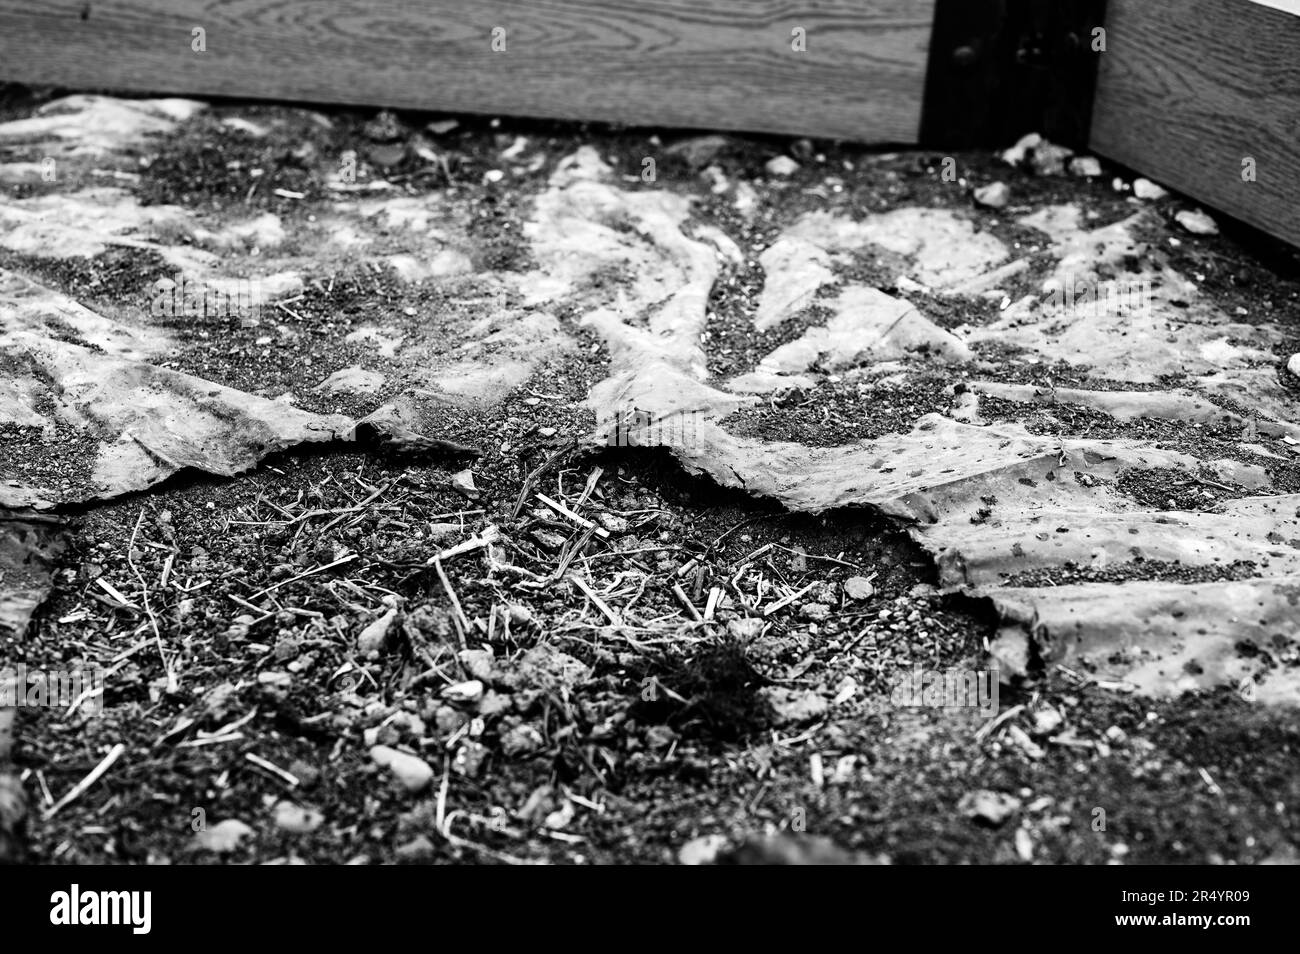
[
  {"x1": 0, "y1": 0, "x2": 935, "y2": 143},
  {"x1": 1090, "y1": 0, "x2": 1300, "y2": 247}
]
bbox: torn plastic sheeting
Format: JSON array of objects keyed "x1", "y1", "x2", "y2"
[
  {"x1": 0, "y1": 332, "x2": 351, "y2": 508},
  {"x1": 803, "y1": 422, "x2": 1202, "y2": 523},
  {"x1": 881, "y1": 431, "x2": 1214, "y2": 526},
  {"x1": 0, "y1": 268, "x2": 170, "y2": 363},
  {"x1": 1018, "y1": 206, "x2": 1139, "y2": 280},
  {"x1": 987, "y1": 578, "x2": 1300, "y2": 704},
  {"x1": 521, "y1": 172, "x2": 715, "y2": 348},
  {"x1": 0, "y1": 190, "x2": 302, "y2": 289},
  {"x1": 970, "y1": 381, "x2": 1300, "y2": 440},
  {"x1": 0, "y1": 189, "x2": 215, "y2": 271},
  {"x1": 1191, "y1": 368, "x2": 1300, "y2": 435},
  {"x1": 526, "y1": 206, "x2": 717, "y2": 381},
  {"x1": 782, "y1": 207, "x2": 1010, "y2": 293},
  {"x1": 586, "y1": 402, "x2": 1200, "y2": 524},
  {"x1": 731, "y1": 285, "x2": 972, "y2": 392},
  {"x1": 753, "y1": 237, "x2": 835, "y2": 331},
  {"x1": 416, "y1": 310, "x2": 573, "y2": 405},
  {"x1": 968, "y1": 206, "x2": 1296, "y2": 426},
  {"x1": 971, "y1": 291, "x2": 1286, "y2": 388},
  {"x1": 0, "y1": 514, "x2": 67, "y2": 639},
  {"x1": 932, "y1": 495, "x2": 1300, "y2": 588},
  {"x1": 668, "y1": 415, "x2": 1061, "y2": 517},
  {"x1": 585, "y1": 362, "x2": 750, "y2": 442},
  {"x1": 0, "y1": 95, "x2": 204, "y2": 161}
]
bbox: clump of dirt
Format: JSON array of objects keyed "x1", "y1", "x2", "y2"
[{"x1": 626, "y1": 640, "x2": 769, "y2": 743}]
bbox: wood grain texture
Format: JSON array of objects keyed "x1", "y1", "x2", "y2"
[
  {"x1": 1091, "y1": 0, "x2": 1300, "y2": 247},
  {"x1": 0, "y1": 1, "x2": 935, "y2": 143}
]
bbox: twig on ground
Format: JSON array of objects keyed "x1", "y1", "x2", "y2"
[
  {"x1": 127, "y1": 508, "x2": 176, "y2": 692},
  {"x1": 575, "y1": 466, "x2": 604, "y2": 508},
  {"x1": 427, "y1": 525, "x2": 500, "y2": 563},
  {"x1": 249, "y1": 553, "x2": 358, "y2": 598},
  {"x1": 511, "y1": 443, "x2": 576, "y2": 519},
  {"x1": 44, "y1": 743, "x2": 126, "y2": 819},
  {"x1": 762, "y1": 581, "x2": 816, "y2": 617},
  {"x1": 672, "y1": 582, "x2": 702, "y2": 621},
  {"x1": 93, "y1": 577, "x2": 138, "y2": 609},
  {"x1": 434, "y1": 557, "x2": 469, "y2": 647},
  {"x1": 536, "y1": 493, "x2": 611, "y2": 539},
  {"x1": 245, "y1": 753, "x2": 300, "y2": 788},
  {"x1": 569, "y1": 574, "x2": 621, "y2": 625}
]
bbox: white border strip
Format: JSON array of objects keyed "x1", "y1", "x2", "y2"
[{"x1": 1248, "y1": 0, "x2": 1300, "y2": 15}]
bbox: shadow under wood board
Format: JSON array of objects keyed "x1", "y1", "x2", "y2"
[
  {"x1": 0, "y1": 0, "x2": 936, "y2": 143},
  {"x1": 1090, "y1": 0, "x2": 1300, "y2": 248}
]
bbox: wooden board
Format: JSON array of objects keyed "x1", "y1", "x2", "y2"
[
  {"x1": 1090, "y1": 0, "x2": 1300, "y2": 247},
  {"x1": 0, "y1": 0, "x2": 935, "y2": 143}
]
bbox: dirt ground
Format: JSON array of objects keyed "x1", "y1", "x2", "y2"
[{"x1": 2, "y1": 84, "x2": 1299, "y2": 865}]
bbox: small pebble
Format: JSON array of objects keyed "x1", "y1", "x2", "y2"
[
  {"x1": 999, "y1": 132, "x2": 1041, "y2": 166},
  {"x1": 958, "y1": 790, "x2": 1021, "y2": 827},
  {"x1": 844, "y1": 576, "x2": 876, "y2": 601},
  {"x1": 1032, "y1": 707, "x2": 1064, "y2": 736},
  {"x1": 758, "y1": 686, "x2": 829, "y2": 725},
  {"x1": 441, "y1": 679, "x2": 485, "y2": 704},
  {"x1": 1029, "y1": 142, "x2": 1073, "y2": 176},
  {"x1": 273, "y1": 801, "x2": 324, "y2": 834},
  {"x1": 457, "y1": 649, "x2": 494, "y2": 682},
  {"x1": 194, "y1": 819, "x2": 255, "y2": 853},
  {"x1": 1176, "y1": 208, "x2": 1219, "y2": 235},
  {"x1": 357, "y1": 605, "x2": 399, "y2": 655},
  {"x1": 452, "y1": 740, "x2": 489, "y2": 778},
  {"x1": 1133, "y1": 178, "x2": 1168, "y2": 200},
  {"x1": 799, "y1": 602, "x2": 831, "y2": 621},
  {"x1": 450, "y1": 469, "x2": 478, "y2": 497},
  {"x1": 973, "y1": 181, "x2": 1010, "y2": 209},
  {"x1": 501, "y1": 724, "x2": 544, "y2": 756},
  {"x1": 679, "y1": 834, "x2": 729, "y2": 866},
  {"x1": 370, "y1": 745, "x2": 434, "y2": 793},
  {"x1": 1068, "y1": 156, "x2": 1102, "y2": 177},
  {"x1": 765, "y1": 155, "x2": 800, "y2": 177}
]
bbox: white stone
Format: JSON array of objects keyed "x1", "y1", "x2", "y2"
[
  {"x1": 1068, "y1": 156, "x2": 1102, "y2": 177},
  {"x1": 370, "y1": 745, "x2": 434, "y2": 793},
  {"x1": 1132, "y1": 178, "x2": 1168, "y2": 201},
  {"x1": 844, "y1": 576, "x2": 876, "y2": 600},
  {"x1": 973, "y1": 182, "x2": 1010, "y2": 209},
  {"x1": 1176, "y1": 208, "x2": 1219, "y2": 235},
  {"x1": 441, "y1": 679, "x2": 485, "y2": 704},
  {"x1": 764, "y1": 155, "x2": 800, "y2": 177},
  {"x1": 999, "y1": 132, "x2": 1041, "y2": 166}
]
